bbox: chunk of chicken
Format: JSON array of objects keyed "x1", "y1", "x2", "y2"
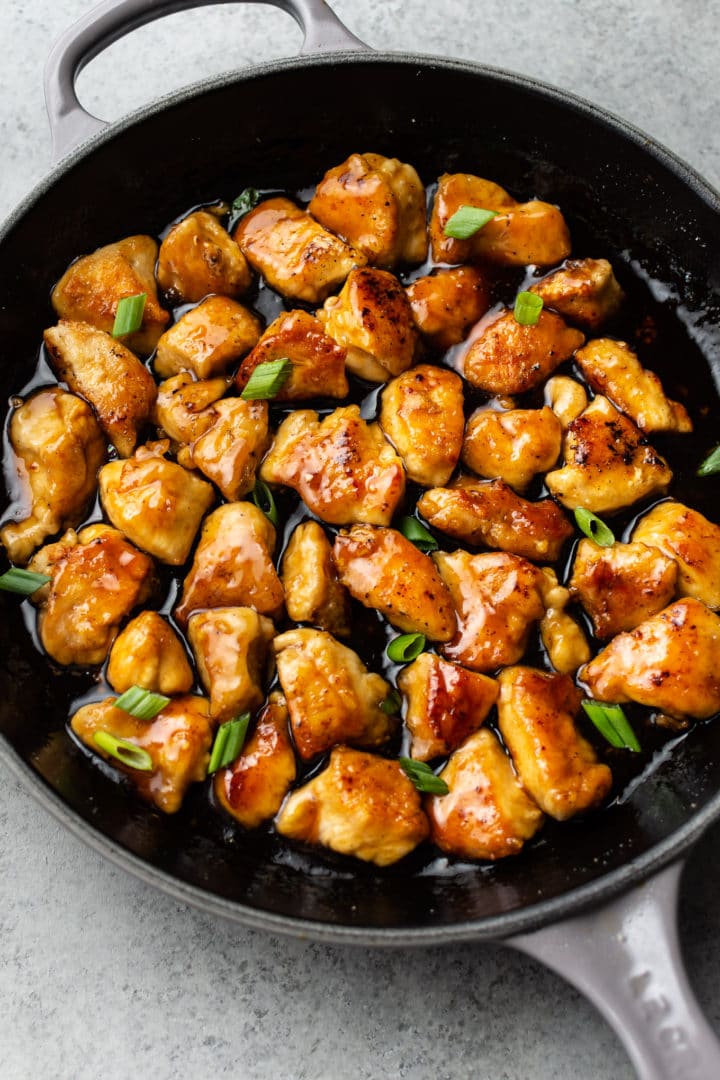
[
  {"x1": 274, "y1": 628, "x2": 395, "y2": 759},
  {"x1": 154, "y1": 296, "x2": 261, "y2": 380},
  {"x1": 281, "y1": 521, "x2": 351, "y2": 637},
  {"x1": 44, "y1": 320, "x2": 157, "y2": 457},
  {"x1": 0, "y1": 388, "x2": 106, "y2": 565},
  {"x1": 582, "y1": 598, "x2": 720, "y2": 720},
  {"x1": 188, "y1": 607, "x2": 275, "y2": 722},
  {"x1": 259, "y1": 406, "x2": 405, "y2": 526},
  {"x1": 426, "y1": 729, "x2": 544, "y2": 861},
  {"x1": 234, "y1": 197, "x2": 364, "y2": 303},
  {"x1": 398, "y1": 653, "x2": 498, "y2": 761},
  {"x1": 544, "y1": 375, "x2": 588, "y2": 428},
  {"x1": 107, "y1": 611, "x2": 193, "y2": 695},
  {"x1": 188, "y1": 398, "x2": 269, "y2": 501},
  {"x1": 429, "y1": 173, "x2": 517, "y2": 264},
  {"x1": 632, "y1": 501, "x2": 720, "y2": 609},
  {"x1": 379, "y1": 365, "x2": 465, "y2": 487},
  {"x1": 530, "y1": 259, "x2": 624, "y2": 330},
  {"x1": 406, "y1": 266, "x2": 491, "y2": 350},
  {"x1": 319, "y1": 267, "x2": 418, "y2": 383},
  {"x1": 153, "y1": 372, "x2": 230, "y2": 445},
  {"x1": 545, "y1": 395, "x2": 673, "y2": 514},
  {"x1": 538, "y1": 567, "x2": 591, "y2": 675},
  {"x1": 51, "y1": 235, "x2": 169, "y2": 355},
  {"x1": 462, "y1": 405, "x2": 562, "y2": 491},
  {"x1": 497, "y1": 666, "x2": 612, "y2": 821},
  {"x1": 464, "y1": 309, "x2": 584, "y2": 395},
  {"x1": 308, "y1": 152, "x2": 427, "y2": 267},
  {"x1": 332, "y1": 524, "x2": 456, "y2": 641},
  {"x1": 235, "y1": 310, "x2": 349, "y2": 400},
  {"x1": 575, "y1": 339, "x2": 692, "y2": 433},
  {"x1": 276, "y1": 746, "x2": 428, "y2": 866},
  {"x1": 157, "y1": 210, "x2": 252, "y2": 303}
]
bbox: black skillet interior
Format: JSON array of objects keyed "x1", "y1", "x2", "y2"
[{"x1": 2, "y1": 55, "x2": 720, "y2": 933}]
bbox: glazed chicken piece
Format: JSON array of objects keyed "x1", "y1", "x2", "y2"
[
  {"x1": 71, "y1": 694, "x2": 213, "y2": 813},
  {"x1": 529, "y1": 259, "x2": 624, "y2": 330},
  {"x1": 235, "y1": 310, "x2": 349, "y2": 400},
  {"x1": 188, "y1": 398, "x2": 269, "y2": 501},
  {"x1": 214, "y1": 693, "x2": 297, "y2": 828},
  {"x1": 537, "y1": 567, "x2": 591, "y2": 675},
  {"x1": 462, "y1": 405, "x2": 563, "y2": 491},
  {"x1": 417, "y1": 478, "x2": 574, "y2": 562},
  {"x1": 545, "y1": 395, "x2": 673, "y2": 514},
  {"x1": 406, "y1": 266, "x2": 491, "y2": 350},
  {"x1": 107, "y1": 611, "x2": 194, "y2": 695},
  {"x1": 28, "y1": 525, "x2": 155, "y2": 666},
  {"x1": 153, "y1": 372, "x2": 230, "y2": 445},
  {"x1": 632, "y1": 501, "x2": 720, "y2": 609},
  {"x1": 379, "y1": 365, "x2": 465, "y2": 487},
  {"x1": 157, "y1": 209, "x2": 252, "y2": 303},
  {"x1": 319, "y1": 267, "x2": 418, "y2": 382},
  {"x1": 154, "y1": 296, "x2": 261, "y2": 380},
  {"x1": 398, "y1": 653, "x2": 499, "y2": 761},
  {"x1": 0, "y1": 388, "x2": 106, "y2": 565},
  {"x1": 98, "y1": 442, "x2": 215, "y2": 565},
  {"x1": 582, "y1": 598, "x2": 720, "y2": 720},
  {"x1": 429, "y1": 173, "x2": 517, "y2": 264},
  {"x1": 44, "y1": 320, "x2": 157, "y2": 457},
  {"x1": 281, "y1": 521, "x2": 351, "y2": 637},
  {"x1": 426, "y1": 728, "x2": 544, "y2": 861},
  {"x1": 308, "y1": 152, "x2": 428, "y2": 267},
  {"x1": 51, "y1": 235, "x2": 169, "y2": 355},
  {"x1": 575, "y1": 339, "x2": 692, "y2": 433},
  {"x1": 274, "y1": 628, "x2": 395, "y2": 759},
  {"x1": 276, "y1": 746, "x2": 428, "y2": 866},
  {"x1": 544, "y1": 375, "x2": 588, "y2": 428},
  {"x1": 175, "y1": 502, "x2": 283, "y2": 625},
  {"x1": 463, "y1": 308, "x2": 584, "y2": 395},
  {"x1": 332, "y1": 524, "x2": 456, "y2": 641},
  {"x1": 497, "y1": 666, "x2": 612, "y2": 821},
  {"x1": 259, "y1": 406, "x2": 405, "y2": 526},
  {"x1": 234, "y1": 196, "x2": 363, "y2": 303},
  {"x1": 188, "y1": 607, "x2": 275, "y2": 722},
  {"x1": 569, "y1": 539, "x2": 678, "y2": 639}
]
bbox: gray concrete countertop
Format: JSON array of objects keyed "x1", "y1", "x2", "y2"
[{"x1": 1, "y1": 2, "x2": 719, "y2": 1077}]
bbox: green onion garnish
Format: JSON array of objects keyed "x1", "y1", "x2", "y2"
[
  {"x1": 0, "y1": 567, "x2": 51, "y2": 595},
  {"x1": 208, "y1": 713, "x2": 251, "y2": 774},
  {"x1": 386, "y1": 633, "x2": 426, "y2": 663},
  {"x1": 93, "y1": 731, "x2": 153, "y2": 772},
  {"x1": 112, "y1": 293, "x2": 147, "y2": 338},
  {"x1": 241, "y1": 358, "x2": 292, "y2": 400},
  {"x1": 380, "y1": 687, "x2": 402, "y2": 715},
  {"x1": 114, "y1": 685, "x2": 170, "y2": 721},
  {"x1": 399, "y1": 757, "x2": 449, "y2": 795},
  {"x1": 250, "y1": 479, "x2": 278, "y2": 527},
  {"x1": 697, "y1": 445, "x2": 720, "y2": 476},
  {"x1": 232, "y1": 187, "x2": 260, "y2": 216},
  {"x1": 513, "y1": 291, "x2": 544, "y2": 326},
  {"x1": 443, "y1": 205, "x2": 498, "y2": 239},
  {"x1": 399, "y1": 516, "x2": 438, "y2": 553},
  {"x1": 581, "y1": 700, "x2": 640, "y2": 752},
  {"x1": 574, "y1": 507, "x2": 615, "y2": 547}
]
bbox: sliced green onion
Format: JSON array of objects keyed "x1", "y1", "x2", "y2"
[
  {"x1": 93, "y1": 731, "x2": 153, "y2": 772},
  {"x1": 241, "y1": 358, "x2": 292, "y2": 400},
  {"x1": 386, "y1": 633, "x2": 426, "y2": 663},
  {"x1": 208, "y1": 713, "x2": 251, "y2": 774},
  {"x1": 399, "y1": 516, "x2": 438, "y2": 553},
  {"x1": 697, "y1": 445, "x2": 720, "y2": 476},
  {"x1": 114, "y1": 685, "x2": 170, "y2": 721},
  {"x1": 574, "y1": 507, "x2": 615, "y2": 547},
  {"x1": 250, "y1": 480, "x2": 278, "y2": 527},
  {"x1": 513, "y1": 291, "x2": 544, "y2": 326},
  {"x1": 399, "y1": 757, "x2": 449, "y2": 795},
  {"x1": 112, "y1": 293, "x2": 146, "y2": 338},
  {"x1": 232, "y1": 187, "x2": 260, "y2": 216},
  {"x1": 443, "y1": 205, "x2": 498, "y2": 239},
  {"x1": 380, "y1": 687, "x2": 402, "y2": 715},
  {"x1": 0, "y1": 567, "x2": 51, "y2": 595},
  {"x1": 582, "y1": 700, "x2": 640, "y2": 752}
]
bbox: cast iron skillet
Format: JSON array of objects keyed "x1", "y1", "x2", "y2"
[{"x1": 2, "y1": 1, "x2": 720, "y2": 1075}]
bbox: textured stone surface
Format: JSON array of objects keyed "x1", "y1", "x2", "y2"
[{"x1": 1, "y1": 2, "x2": 720, "y2": 1078}]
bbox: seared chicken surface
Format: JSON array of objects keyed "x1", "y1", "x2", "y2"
[
  {"x1": 188, "y1": 398, "x2": 269, "y2": 501},
  {"x1": 281, "y1": 521, "x2": 351, "y2": 637},
  {"x1": 530, "y1": 259, "x2": 624, "y2": 330},
  {"x1": 464, "y1": 308, "x2": 584, "y2": 395},
  {"x1": 153, "y1": 372, "x2": 231, "y2": 446},
  {"x1": 462, "y1": 405, "x2": 563, "y2": 491},
  {"x1": 188, "y1": 607, "x2": 275, "y2": 721},
  {"x1": 154, "y1": 295, "x2": 261, "y2": 380},
  {"x1": 157, "y1": 210, "x2": 252, "y2": 303},
  {"x1": 632, "y1": 501, "x2": 720, "y2": 610},
  {"x1": 107, "y1": 611, "x2": 193, "y2": 695},
  {"x1": 379, "y1": 365, "x2": 465, "y2": 487},
  {"x1": 406, "y1": 266, "x2": 491, "y2": 350},
  {"x1": 236, "y1": 310, "x2": 349, "y2": 400}
]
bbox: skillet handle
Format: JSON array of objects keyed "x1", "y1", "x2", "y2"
[
  {"x1": 44, "y1": 0, "x2": 369, "y2": 163},
  {"x1": 506, "y1": 861, "x2": 720, "y2": 1080}
]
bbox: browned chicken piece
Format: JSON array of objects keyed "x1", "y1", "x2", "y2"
[
  {"x1": 153, "y1": 372, "x2": 230, "y2": 445},
  {"x1": 187, "y1": 607, "x2": 275, "y2": 722},
  {"x1": 497, "y1": 666, "x2": 612, "y2": 821},
  {"x1": 44, "y1": 320, "x2": 157, "y2": 457},
  {"x1": 259, "y1": 406, "x2": 405, "y2": 526},
  {"x1": 545, "y1": 395, "x2": 673, "y2": 514},
  {"x1": 107, "y1": 611, "x2": 194, "y2": 695},
  {"x1": 633, "y1": 501, "x2": 720, "y2": 609},
  {"x1": 379, "y1": 365, "x2": 465, "y2": 487},
  {"x1": 308, "y1": 152, "x2": 428, "y2": 267},
  {"x1": 28, "y1": 524, "x2": 155, "y2": 666},
  {"x1": 154, "y1": 296, "x2": 261, "y2": 380},
  {"x1": 464, "y1": 309, "x2": 584, "y2": 395},
  {"x1": 575, "y1": 339, "x2": 692, "y2": 433},
  {"x1": 462, "y1": 405, "x2": 563, "y2": 491},
  {"x1": 187, "y1": 398, "x2": 269, "y2": 501},
  {"x1": 235, "y1": 197, "x2": 364, "y2": 303},
  {"x1": 428, "y1": 173, "x2": 518, "y2": 264},
  {"x1": 71, "y1": 694, "x2": 213, "y2": 813},
  {"x1": 530, "y1": 259, "x2": 624, "y2": 330},
  {"x1": 538, "y1": 567, "x2": 591, "y2": 675},
  {"x1": 332, "y1": 524, "x2": 456, "y2": 641},
  {"x1": 214, "y1": 693, "x2": 297, "y2": 828},
  {"x1": 51, "y1": 235, "x2": 169, "y2": 355},
  {"x1": 434, "y1": 550, "x2": 546, "y2": 672},
  {"x1": 418, "y1": 478, "x2": 573, "y2": 562},
  {"x1": 406, "y1": 267, "x2": 491, "y2": 350},
  {"x1": 157, "y1": 210, "x2": 252, "y2": 303},
  {"x1": 427, "y1": 728, "x2": 544, "y2": 861},
  {"x1": 544, "y1": 375, "x2": 588, "y2": 428},
  {"x1": 274, "y1": 628, "x2": 395, "y2": 759},
  {"x1": 319, "y1": 267, "x2": 418, "y2": 382},
  {"x1": 235, "y1": 310, "x2": 349, "y2": 400},
  {"x1": 281, "y1": 521, "x2": 351, "y2": 637},
  {"x1": 569, "y1": 539, "x2": 679, "y2": 639},
  {"x1": 175, "y1": 502, "x2": 283, "y2": 626},
  {"x1": 0, "y1": 388, "x2": 106, "y2": 565},
  {"x1": 398, "y1": 653, "x2": 498, "y2": 761},
  {"x1": 98, "y1": 442, "x2": 215, "y2": 565},
  {"x1": 582, "y1": 598, "x2": 720, "y2": 720},
  {"x1": 276, "y1": 746, "x2": 428, "y2": 866}
]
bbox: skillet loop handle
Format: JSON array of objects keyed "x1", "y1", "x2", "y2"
[
  {"x1": 506, "y1": 861, "x2": 720, "y2": 1080},
  {"x1": 44, "y1": 0, "x2": 369, "y2": 163}
]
